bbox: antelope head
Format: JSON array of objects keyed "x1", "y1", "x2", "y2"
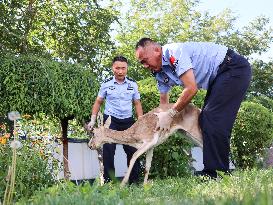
[
  {"x1": 87, "y1": 113, "x2": 111, "y2": 150},
  {"x1": 88, "y1": 127, "x2": 105, "y2": 149}
]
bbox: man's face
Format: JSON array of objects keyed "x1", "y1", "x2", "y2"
[
  {"x1": 135, "y1": 45, "x2": 162, "y2": 72},
  {"x1": 112, "y1": 61, "x2": 128, "y2": 82}
]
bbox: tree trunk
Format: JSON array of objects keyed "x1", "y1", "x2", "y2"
[{"x1": 60, "y1": 116, "x2": 74, "y2": 179}]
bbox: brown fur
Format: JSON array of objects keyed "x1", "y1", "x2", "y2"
[{"x1": 88, "y1": 103, "x2": 203, "y2": 186}]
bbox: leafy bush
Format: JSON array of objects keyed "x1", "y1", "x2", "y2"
[
  {"x1": 138, "y1": 78, "x2": 206, "y2": 178},
  {"x1": 149, "y1": 132, "x2": 193, "y2": 178},
  {"x1": 231, "y1": 102, "x2": 273, "y2": 168},
  {"x1": 0, "y1": 53, "x2": 99, "y2": 121},
  {"x1": 248, "y1": 60, "x2": 273, "y2": 99},
  {"x1": 0, "y1": 113, "x2": 62, "y2": 202},
  {"x1": 138, "y1": 77, "x2": 160, "y2": 113},
  {"x1": 0, "y1": 140, "x2": 57, "y2": 202},
  {"x1": 247, "y1": 94, "x2": 273, "y2": 112}
]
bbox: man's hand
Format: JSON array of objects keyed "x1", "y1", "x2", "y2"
[
  {"x1": 154, "y1": 108, "x2": 178, "y2": 132},
  {"x1": 86, "y1": 114, "x2": 97, "y2": 130}
]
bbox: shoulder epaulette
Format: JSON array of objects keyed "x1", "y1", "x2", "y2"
[
  {"x1": 126, "y1": 77, "x2": 136, "y2": 83},
  {"x1": 103, "y1": 77, "x2": 113, "y2": 83}
]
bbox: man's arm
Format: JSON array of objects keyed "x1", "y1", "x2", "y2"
[
  {"x1": 173, "y1": 69, "x2": 198, "y2": 112},
  {"x1": 154, "y1": 69, "x2": 198, "y2": 132},
  {"x1": 160, "y1": 93, "x2": 169, "y2": 104},
  {"x1": 133, "y1": 99, "x2": 143, "y2": 119},
  {"x1": 87, "y1": 96, "x2": 104, "y2": 130},
  {"x1": 91, "y1": 96, "x2": 104, "y2": 115}
]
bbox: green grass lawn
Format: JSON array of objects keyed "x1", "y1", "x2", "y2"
[{"x1": 17, "y1": 169, "x2": 273, "y2": 205}]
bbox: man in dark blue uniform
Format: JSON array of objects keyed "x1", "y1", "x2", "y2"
[
  {"x1": 135, "y1": 38, "x2": 251, "y2": 178},
  {"x1": 87, "y1": 56, "x2": 143, "y2": 183}
]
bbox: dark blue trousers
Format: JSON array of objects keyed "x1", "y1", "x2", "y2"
[
  {"x1": 199, "y1": 50, "x2": 252, "y2": 175},
  {"x1": 103, "y1": 114, "x2": 140, "y2": 183}
]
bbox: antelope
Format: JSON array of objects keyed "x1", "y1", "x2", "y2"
[{"x1": 87, "y1": 103, "x2": 203, "y2": 187}]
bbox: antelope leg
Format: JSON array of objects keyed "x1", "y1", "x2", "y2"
[
  {"x1": 144, "y1": 148, "x2": 154, "y2": 184},
  {"x1": 121, "y1": 132, "x2": 160, "y2": 187}
]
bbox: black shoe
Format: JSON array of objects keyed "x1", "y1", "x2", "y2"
[
  {"x1": 195, "y1": 170, "x2": 217, "y2": 177},
  {"x1": 194, "y1": 170, "x2": 218, "y2": 182},
  {"x1": 194, "y1": 169, "x2": 232, "y2": 182}
]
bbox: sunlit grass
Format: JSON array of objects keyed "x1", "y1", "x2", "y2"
[{"x1": 17, "y1": 168, "x2": 273, "y2": 205}]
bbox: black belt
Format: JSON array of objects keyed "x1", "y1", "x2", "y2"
[{"x1": 219, "y1": 48, "x2": 234, "y2": 68}]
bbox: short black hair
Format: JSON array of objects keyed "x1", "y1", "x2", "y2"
[
  {"x1": 112, "y1": 55, "x2": 128, "y2": 65},
  {"x1": 135, "y1": 37, "x2": 156, "y2": 50}
]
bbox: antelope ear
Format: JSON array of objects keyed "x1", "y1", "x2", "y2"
[{"x1": 104, "y1": 116, "x2": 111, "y2": 128}]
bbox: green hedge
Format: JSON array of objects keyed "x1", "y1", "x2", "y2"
[
  {"x1": 231, "y1": 102, "x2": 273, "y2": 168},
  {"x1": 0, "y1": 53, "x2": 99, "y2": 121}
]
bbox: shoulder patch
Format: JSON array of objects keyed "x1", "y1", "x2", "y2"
[
  {"x1": 103, "y1": 77, "x2": 113, "y2": 83},
  {"x1": 170, "y1": 55, "x2": 179, "y2": 68},
  {"x1": 126, "y1": 77, "x2": 136, "y2": 83}
]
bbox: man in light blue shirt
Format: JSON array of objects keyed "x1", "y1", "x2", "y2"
[
  {"x1": 135, "y1": 38, "x2": 251, "y2": 179},
  {"x1": 98, "y1": 75, "x2": 141, "y2": 119},
  {"x1": 87, "y1": 56, "x2": 143, "y2": 183}
]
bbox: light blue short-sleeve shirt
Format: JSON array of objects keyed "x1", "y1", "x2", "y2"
[
  {"x1": 155, "y1": 42, "x2": 228, "y2": 93},
  {"x1": 98, "y1": 76, "x2": 140, "y2": 119}
]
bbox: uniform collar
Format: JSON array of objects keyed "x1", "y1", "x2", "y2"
[
  {"x1": 113, "y1": 76, "x2": 128, "y2": 84},
  {"x1": 162, "y1": 45, "x2": 170, "y2": 66},
  {"x1": 162, "y1": 54, "x2": 169, "y2": 66}
]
